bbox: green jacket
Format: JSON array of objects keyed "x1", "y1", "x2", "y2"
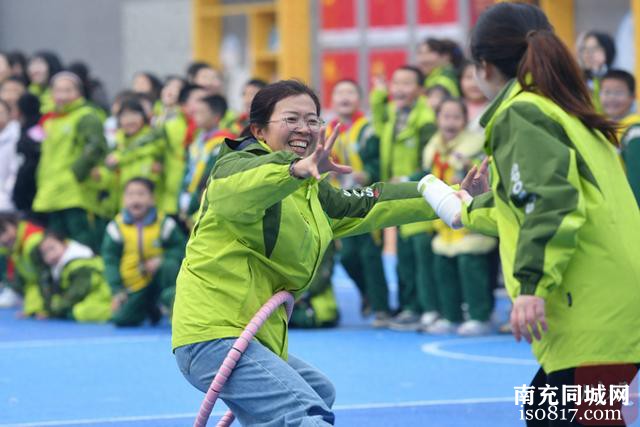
[
  {"x1": 112, "y1": 126, "x2": 166, "y2": 207},
  {"x1": 9, "y1": 221, "x2": 45, "y2": 315},
  {"x1": 424, "y1": 65, "x2": 460, "y2": 97},
  {"x1": 161, "y1": 112, "x2": 189, "y2": 214},
  {"x1": 41, "y1": 254, "x2": 111, "y2": 322},
  {"x1": 102, "y1": 209, "x2": 185, "y2": 294},
  {"x1": 462, "y1": 80, "x2": 640, "y2": 373},
  {"x1": 370, "y1": 89, "x2": 436, "y2": 236},
  {"x1": 28, "y1": 83, "x2": 55, "y2": 114},
  {"x1": 172, "y1": 137, "x2": 438, "y2": 356},
  {"x1": 33, "y1": 98, "x2": 108, "y2": 213}
]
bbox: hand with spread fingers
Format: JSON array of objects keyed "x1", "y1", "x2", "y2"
[
  {"x1": 291, "y1": 124, "x2": 353, "y2": 180},
  {"x1": 510, "y1": 295, "x2": 548, "y2": 344},
  {"x1": 450, "y1": 157, "x2": 491, "y2": 229}
]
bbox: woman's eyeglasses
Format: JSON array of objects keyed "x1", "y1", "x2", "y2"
[{"x1": 269, "y1": 116, "x2": 325, "y2": 132}]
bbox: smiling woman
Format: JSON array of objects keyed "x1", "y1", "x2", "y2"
[{"x1": 170, "y1": 80, "x2": 486, "y2": 426}]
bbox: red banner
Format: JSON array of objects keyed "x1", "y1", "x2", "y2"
[
  {"x1": 321, "y1": 0, "x2": 356, "y2": 30},
  {"x1": 368, "y1": 0, "x2": 406, "y2": 27},
  {"x1": 368, "y1": 49, "x2": 408, "y2": 88},
  {"x1": 321, "y1": 51, "x2": 359, "y2": 107},
  {"x1": 418, "y1": 0, "x2": 457, "y2": 24}
]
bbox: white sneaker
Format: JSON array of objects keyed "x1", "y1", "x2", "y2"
[
  {"x1": 388, "y1": 310, "x2": 421, "y2": 331},
  {"x1": 420, "y1": 311, "x2": 439, "y2": 328},
  {"x1": 457, "y1": 320, "x2": 493, "y2": 336},
  {"x1": 0, "y1": 286, "x2": 21, "y2": 308},
  {"x1": 371, "y1": 311, "x2": 391, "y2": 328},
  {"x1": 426, "y1": 318, "x2": 458, "y2": 335}
]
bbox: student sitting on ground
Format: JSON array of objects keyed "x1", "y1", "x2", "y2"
[
  {"x1": 37, "y1": 231, "x2": 112, "y2": 322},
  {"x1": 102, "y1": 177, "x2": 186, "y2": 327}
]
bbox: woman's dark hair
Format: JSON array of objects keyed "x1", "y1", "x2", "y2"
[
  {"x1": 31, "y1": 51, "x2": 63, "y2": 84},
  {"x1": 332, "y1": 79, "x2": 362, "y2": 97},
  {"x1": 435, "y1": 97, "x2": 468, "y2": 123},
  {"x1": 17, "y1": 93, "x2": 41, "y2": 128},
  {"x1": 246, "y1": 78, "x2": 268, "y2": 90},
  {"x1": 470, "y1": 2, "x2": 617, "y2": 144},
  {"x1": 584, "y1": 31, "x2": 616, "y2": 68},
  {"x1": 134, "y1": 71, "x2": 162, "y2": 102},
  {"x1": 117, "y1": 97, "x2": 149, "y2": 124},
  {"x1": 602, "y1": 69, "x2": 635, "y2": 96},
  {"x1": 249, "y1": 80, "x2": 321, "y2": 128}
]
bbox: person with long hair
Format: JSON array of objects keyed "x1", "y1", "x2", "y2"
[{"x1": 447, "y1": 3, "x2": 640, "y2": 425}]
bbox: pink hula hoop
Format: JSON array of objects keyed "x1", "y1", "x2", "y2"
[{"x1": 193, "y1": 291, "x2": 295, "y2": 427}]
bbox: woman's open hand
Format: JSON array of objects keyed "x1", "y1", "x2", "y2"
[
  {"x1": 292, "y1": 124, "x2": 353, "y2": 180},
  {"x1": 460, "y1": 157, "x2": 490, "y2": 197}
]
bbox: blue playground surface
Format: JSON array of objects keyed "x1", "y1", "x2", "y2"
[{"x1": 1, "y1": 256, "x2": 553, "y2": 426}]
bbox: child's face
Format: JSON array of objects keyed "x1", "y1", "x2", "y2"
[
  {"x1": 427, "y1": 87, "x2": 447, "y2": 110},
  {"x1": 461, "y1": 65, "x2": 486, "y2": 103},
  {"x1": 0, "y1": 224, "x2": 17, "y2": 249},
  {"x1": 39, "y1": 237, "x2": 66, "y2": 267},
  {"x1": 161, "y1": 79, "x2": 183, "y2": 107},
  {"x1": 390, "y1": 69, "x2": 421, "y2": 109},
  {"x1": 416, "y1": 44, "x2": 445, "y2": 76},
  {"x1": 600, "y1": 79, "x2": 634, "y2": 120},
  {"x1": 331, "y1": 82, "x2": 360, "y2": 118},
  {"x1": 52, "y1": 78, "x2": 81, "y2": 108},
  {"x1": 437, "y1": 101, "x2": 466, "y2": 142},
  {"x1": 183, "y1": 89, "x2": 207, "y2": 118},
  {"x1": 133, "y1": 74, "x2": 153, "y2": 94},
  {"x1": 580, "y1": 36, "x2": 606, "y2": 72},
  {"x1": 193, "y1": 100, "x2": 220, "y2": 130},
  {"x1": 194, "y1": 68, "x2": 223, "y2": 95},
  {"x1": 28, "y1": 57, "x2": 49, "y2": 86},
  {"x1": 123, "y1": 182, "x2": 155, "y2": 220},
  {"x1": 119, "y1": 109, "x2": 145, "y2": 136}
]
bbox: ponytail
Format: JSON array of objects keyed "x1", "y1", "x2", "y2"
[
  {"x1": 471, "y1": 3, "x2": 618, "y2": 145},
  {"x1": 518, "y1": 30, "x2": 618, "y2": 144}
]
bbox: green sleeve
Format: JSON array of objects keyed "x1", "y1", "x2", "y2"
[
  {"x1": 318, "y1": 179, "x2": 437, "y2": 238},
  {"x1": 621, "y1": 126, "x2": 640, "y2": 207},
  {"x1": 72, "y1": 113, "x2": 107, "y2": 181},
  {"x1": 50, "y1": 267, "x2": 94, "y2": 318},
  {"x1": 491, "y1": 103, "x2": 587, "y2": 298},
  {"x1": 101, "y1": 221, "x2": 124, "y2": 293},
  {"x1": 461, "y1": 191, "x2": 499, "y2": 237},
  {"x1": 207, "y1": 150, "x2": 305, "y2": 223},
  {"x1": 116, "y1": 133, "x2": 163, "y2": 166},
  {"x1": 369, "y1": 88, "x2": 389, "y2": 137}
]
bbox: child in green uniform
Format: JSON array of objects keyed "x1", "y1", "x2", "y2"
[
  {"x1": 421, "y1": 98, "x2": 496, "y2": 336},
  {"x1": 416, "y1": 38, "x2": 462, "y2": 98},
  {"x1": 37, "y1": 231, "x2": 111, "y2": 322},
  {"x1": 0, "y1": 213, "x2": 45, "y2": 315},
  {"x1": 102, "y1": 178, "x2": 186, "y2": 327},
  {"x1": 599, "y1": 69, "x2": 640, "y2": 205},
  {"x1": 32, "y1": 72, "x2": 108, "y2": 252},
  {"x1": 329, "y1": 79, "x2": 391, "y2": 327},
  {"x1": 105, "y1": 97, "x2": 166, "y2": 210},
  {"x1": 179, "y1": 94, "x2": 236, "y2": 222},
  {"x1": 370, "y1": 65, "x2": 438, "y2": 330},
  {"x1": 26, "y1": 51, "x2": 63, "y2": 113}
]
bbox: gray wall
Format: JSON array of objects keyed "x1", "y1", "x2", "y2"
[{"x1": 0, "y1": 0, "x2": 192, "y2": 101}]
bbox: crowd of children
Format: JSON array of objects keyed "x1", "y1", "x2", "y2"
[{"x1": 0, "y1": 31, "x2": 637, "y2": 335}]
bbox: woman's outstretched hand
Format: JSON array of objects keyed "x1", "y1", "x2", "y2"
[
  {"x1": 450, "y1": 157, "x2": 491, "y2": 229},
  {"x1": 291, "y1": 124, "x2": 353, "y2": 180},
  {"x1": 460, "y1": 157, "x2": 490, "y2": 197}
]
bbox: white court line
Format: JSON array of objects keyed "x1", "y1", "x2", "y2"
[
  {"x1": 0, "y1": 397, "x2": 513, "y2": 427},
  {"x1": 0, "y1": 335, "x2": 167, "y2": 350},
  {"x1": 421, "y1": 336, "x2": 538, "y2": 366}
]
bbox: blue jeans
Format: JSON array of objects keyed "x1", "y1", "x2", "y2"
[{"x1": 175, "y1": 338, "x2": 336, "y2": 426}]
